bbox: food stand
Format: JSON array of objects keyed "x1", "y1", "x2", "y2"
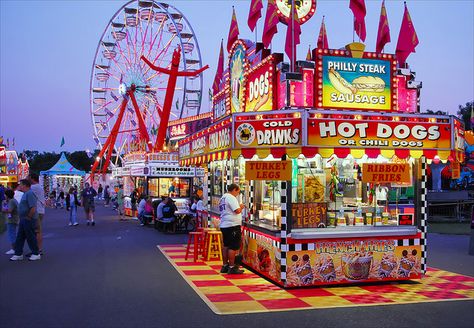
[
  {"x1": 178, "y1": 40, "x2": 465, "y2": 287},
  {"x1": 0, "y1": 147, "x2": 29, "y2": 188},
  {"x1": 112, "y1": 152, "x2": 205, "y2": 216}
]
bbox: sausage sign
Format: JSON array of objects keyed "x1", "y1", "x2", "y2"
[
  {"x1": 320, "y1": 56, "x2": 394, "y2": 111},
  {"x1": 307, "y1": 118, "x2": 452, "y2": 150}
]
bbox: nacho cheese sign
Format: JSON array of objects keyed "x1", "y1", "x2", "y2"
[
  {"x1": 321, "y1": 56, "x2": 392, "y2": 111},
  {"x1": 307, "y1": 118, "x2": 451, "y2": 150}
]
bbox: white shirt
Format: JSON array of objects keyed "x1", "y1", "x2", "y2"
[
  {"x1": 14, "y1": 190, "x2": 24, "y2": 204},
  {"x1": 137, "y1": 198, "x2": 146, "y2": 214},
  {"x1": 31, "y1": 183, "x2": 46, "y2": 214},
  {"x1": 219, "y1": 193, "x2": 241, "y2": 228},
  {"x1": 196, "y1": 200, "x2": 205, "y2": 211}
]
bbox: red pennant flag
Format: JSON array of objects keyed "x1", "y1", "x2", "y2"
[
  {"x1": 376, "y1": 0, "x2": 391, "y2": 53},
  {"x1": 262, "y1": 0, "x2": 279, "y2": 48},
  {"x1": 396, "y1": 2, "x2": 419, "y2": 66},
  {"x1": 227, "y1": 7, "x2": 240, "y2": 52},
  {"x1": 212, "y1": 40, "x2": 224, "y2": 94},
  {"x1": 317, "y1": 17, "x2": 329, "y2": 49},
  {"x1": 248, "y1": 0, "x2": 263, "y2": 32},
  {"x1": 306, "y1": 47, "x2": 312, "y2": 61},
  {"x1": 285, "y1": 1, "x2": 301, "y2": 66},
  {"x1": 349, "y1": 0, "x2": 367, "y2": 42}
]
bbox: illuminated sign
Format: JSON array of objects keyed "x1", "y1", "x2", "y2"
[
  {"x1": 245, "y1": 161, "x2": 292, "y2": 180},
  {"x1": 235, "y1": 114, "x2": 302, "y2": 148},
  {"x1": 245, "y1": 60, "x2": 274, "y2": 112},
  {"x1": 213, "y1": 90, "x2": 227, "y2": 120},
  {"x1": 362, "y1": 163, "x2": 411, "y2": 184},
  {"x1": 307, "y1": 118, "x2": 451, "y2": 150},
  {"x1": 318, "y1": 55, "x2": 394, "y2": 111},
  {"x1": 170, "y1": 124, "x2": 187, "y2": 140},
  {"x1": 229, "y1": 42, "x2": 248, "y2": 113},
  {"x1": 208, "y1": 127, "x2": 231, "y2": 152}
]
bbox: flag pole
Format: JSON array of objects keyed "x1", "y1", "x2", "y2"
[
  {"x1": 352, "y1": 16, "x2": 355, "y2": 42},
  {"x1": 322, "y1": 15, "x2": 326, "y2": 49},
  {"x1": 291, "y1": 0, "x2": 295, "y2": 72}
]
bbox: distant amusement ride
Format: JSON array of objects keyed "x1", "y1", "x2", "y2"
[{"x1": 90, "y1": 0, "x2": 207, "y2": 177}]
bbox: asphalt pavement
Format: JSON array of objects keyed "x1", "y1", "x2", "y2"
[{"x1": 0, "y1": 202, "x2": 473, "y2": 328}]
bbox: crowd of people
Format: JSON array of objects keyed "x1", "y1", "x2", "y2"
[{"x1": 1, "y1": 179, "x2": 247, "y2": 274}]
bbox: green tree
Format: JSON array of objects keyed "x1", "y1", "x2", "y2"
[
  {"x1": 457, "y1": 101, "x2": 473, "y2": 130},
  {"x1": 423, "y1": 109, "x2": 448, "y2": 115}
]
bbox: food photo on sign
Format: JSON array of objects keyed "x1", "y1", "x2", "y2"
[{"x1": 321, "y1": 56, "x2": 393, "y2": 110}]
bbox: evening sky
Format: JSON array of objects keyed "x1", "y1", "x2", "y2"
[{"x1": 0, "y1": 0, "x2": 473, "y2": 152}]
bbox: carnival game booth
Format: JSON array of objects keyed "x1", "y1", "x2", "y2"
[
  {"x1": 112, "y1": 152, "x2": 205, "y2": 217},
  {"x1": 178, "y1": 40, "x2": 466, "y2": 287},
  {"x1": 40, "y1": 153, "x2": 86, "y2": 197}
]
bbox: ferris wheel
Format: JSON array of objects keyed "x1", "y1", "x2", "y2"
[{"x1": 90, "y1": 0, "x2": 204, "y2": 170}]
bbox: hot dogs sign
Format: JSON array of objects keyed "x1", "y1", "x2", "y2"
[{"x1": 320, "y1": 56, "x2": 394, "y2": 111}]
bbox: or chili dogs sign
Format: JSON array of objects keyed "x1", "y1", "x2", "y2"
[
  {"x1": 319, "y1": 56, "x2": 393, "y2": 111},
  {"x1": 307, "y1": 118, "x2": 451, "y2": 150},
  {"x1": 234, "y1": 115, "x2": 302, "y2": 148},
  {"x1": 245, "y1": 59, "x2": 274, "y2": 112}
]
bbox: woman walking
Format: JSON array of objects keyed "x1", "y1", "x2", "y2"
[{"x1": 66, "y1": 187, "x2": 80, "y2": 226}]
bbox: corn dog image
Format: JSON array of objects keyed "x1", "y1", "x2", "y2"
[{"x1": 328, "y1": 68, "x2": 357, "y2": 94}]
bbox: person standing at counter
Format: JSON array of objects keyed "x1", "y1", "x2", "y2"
[{"x1": 219, "y1": 184, "x2": 245, "y2": 274}]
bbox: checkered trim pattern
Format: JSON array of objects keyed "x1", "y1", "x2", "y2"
[
  {"x1": 249, "y1": 181, "x2": 254, "y2": 215},
  {"x1": 226, "y1": 160, "x2": 232, "y2": 189},
  {"x1": 397, "y1": 238, "x2": 421, "y2": 246},
  {"x1": 280, "y1": 181, "x2": 288, "y2": 282},
  {"x1": 245, "y1": 230, "x2": 281, "y2": 248},
  {"x1": 207, "y1": 162, "x2": 211, "y2": 212},
  {"x1": 420, "y1": 157, "x2": 428, "y2": 274}
]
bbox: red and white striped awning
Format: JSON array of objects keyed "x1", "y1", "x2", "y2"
[{"x1": 180, "y1": 147, "x2": 464, "y2": 166}]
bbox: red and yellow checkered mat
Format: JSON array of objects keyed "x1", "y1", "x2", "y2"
[{"x1": 158, "y1": 245, "x2": 474, "y2": 315}]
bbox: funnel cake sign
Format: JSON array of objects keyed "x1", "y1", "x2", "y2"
[
  {"x1": 285, "y1": 239, "x2": 421, "y2": 287},
  {"x1": 318, "y1": 56, "x2": 395, "y2": 111}
]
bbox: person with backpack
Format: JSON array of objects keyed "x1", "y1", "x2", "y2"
[{"x1": 81, "y1": 183, "x2": 97, "y2": 226}]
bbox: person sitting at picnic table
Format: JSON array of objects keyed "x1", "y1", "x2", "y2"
[{"x1": 142, "y1": 197, "x2": 154, "y2": 225}]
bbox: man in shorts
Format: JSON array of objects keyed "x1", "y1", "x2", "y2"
[
  {"x1": 29, "y1": 173, "x2": 45, "y2": 254},
  {"x1": 219, "y1": 183, "x2": 245, "y2": 274},
  {"x1": 81, "y1": 182, "x2": 97, "y2": 226}
]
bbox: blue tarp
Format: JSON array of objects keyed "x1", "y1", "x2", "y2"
[{"x1": 40, "y1": 153, "x2": 86, "y2": 176}]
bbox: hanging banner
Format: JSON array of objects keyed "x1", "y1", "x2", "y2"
[
  {"x1": 307, "y1": 117, "x2": 452, "y2": 150},
  {"x1": 317, "y1": 55, "x2": 394, "y2": 111},
  {"x1": 234, "y1": 113, "x2": 302, "y2": 148},
  {"x1": 451, "y1": 162, "x2": 460, "y2": 180},
  {"x1": 362, "y1": 163, "x2": 411, "y2": 183},
  {"x1": 245, "y1": 161, "x2": 292, "y2": 180}
]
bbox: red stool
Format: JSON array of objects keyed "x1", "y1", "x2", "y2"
[{"x1": 185, "y1": 231, "x2": 203, "y2": 262}]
